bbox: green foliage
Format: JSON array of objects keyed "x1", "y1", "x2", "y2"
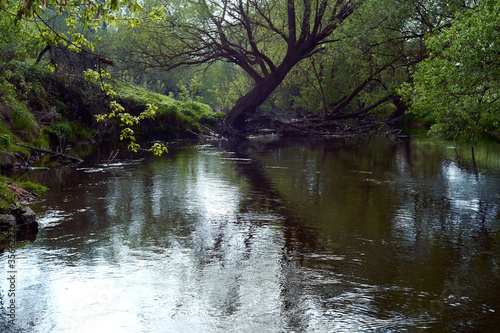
[
  {"x1": 15, "y1": 180, "x2": 47, "y2": 193},
  {"x1": 177, "y1": 73, "x2": 202, "y2": 104},
  {"x1": 1, "y1": 3, "x2": 40, "y2": 69},
  {"x1": 10, "y1": 107, "x2": 36, "y2": 131},
  {"x1": 199, "y1": 110, "x2": 225, "y2": 126},
  {"x1": 0, "y1": 61, "x2": 100, "y2": 167},
  {"x1": 3, "y1": 62, "x2": 72, "y2": 126},
  {"x1": 400, "y1": 1, "x2": 500, "y2": 140},
  {"x1": 1, "y1": 0, "x2": 168, "y2": 154},
  {"x1": 4, "y1": 0, "x2": 491, "y2": 140},
  {"x1": 211, "y1": 69, "x2": 253, "y2": 112},
  {"x1": 84, "y1": 68, "x2": 168, "y2": 155},
  {"x1": 270, "y1": 0, "x2": 468, "y2": 116},
  {"x1": 0, "y1": 0, "x2": 224, "y2": 161},
  {"x1": 48, "y1": 121, "x2": 72, "y2": 138},
  {"x1": 5, "y1": 0, "x2": 144, "y2": 55},
  {"x1": 0, "y1": 175, "x2": 46, "y2": 212},
  {"x1": 96, "y1": 7, "x2": 214, "y2": 103},
  {"x1": 45, "y1": 118, "x2": 93, "y2": 145},
  {"x1": 0, "y1": 76, "x2": 40, "y2": 140},
  {"x1": 0, "y1": 181, "x2": 16, "y2": 211},
  {"x1": 0, "y1": 133, "x2": 12, "y2": 148},
  {"x1": 114, "y1": 81, "x2": 220, "y2": 136}
]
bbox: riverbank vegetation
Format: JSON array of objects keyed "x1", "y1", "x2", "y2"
[
  {"x1": 2, "y1": 0, "x2": 498, "y2": 140},
  {"x1": 0, "y1": 61, "x2": 217, "y2": 166},
  {"x1": 0, "y1": 0, "x2": 219, "y2": 208},
  {"x1": 0, "y1": 59, "x2": 218, "y2": 209},
  {"x1": 0, "y1": 175, "x2": 46, "y2": 212},
  {"x1": 400, "y1": 0, "x2": 500, "y2": 141}
]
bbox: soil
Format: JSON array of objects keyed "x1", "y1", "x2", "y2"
[{"x1": 7, "y1": 182, "x2": 37, "y2": 203}]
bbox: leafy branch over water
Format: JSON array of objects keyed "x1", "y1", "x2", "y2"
[{"x1": 84, "y1": 68, "x2": 168, "y2": 156}]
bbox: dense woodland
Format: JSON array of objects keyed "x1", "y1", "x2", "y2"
[{"x1": 0, "y1": 0, "x2": 499, "y2": 159}]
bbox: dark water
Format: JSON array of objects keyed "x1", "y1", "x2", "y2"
[{"x1": 1, "y1": 134, "x2": 500, "y2": 332}]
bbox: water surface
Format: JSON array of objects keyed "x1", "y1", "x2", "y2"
[{"x1": 1, "y1": 135, "x2": 500, "y2": 332}]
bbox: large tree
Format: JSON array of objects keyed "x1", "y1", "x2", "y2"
[{"x1": 132, "y1": 0, "x2": 363, "y2": 135}]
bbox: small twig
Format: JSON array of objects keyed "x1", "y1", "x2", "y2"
[{"x1": 105, "y1": 149, "x2": 119, "y2": 165}]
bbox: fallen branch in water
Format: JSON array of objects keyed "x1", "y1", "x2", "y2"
[{"x1": 15, "y1": 143, "x2": 84, "y2": 163}]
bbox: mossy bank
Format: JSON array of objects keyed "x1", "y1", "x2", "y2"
[{"x1": 1, "y1": 61, "x2": 221, "y2": 169}]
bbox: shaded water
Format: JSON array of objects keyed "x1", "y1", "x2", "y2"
[{"x1": 1, "y1": 134, "x2": 500, "y2": 332}]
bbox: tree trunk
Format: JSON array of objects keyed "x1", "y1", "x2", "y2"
[
  {"x1": 387, "y1": 95, "x2": 408, "y2": 120},
  {"x1": 220, "y1": 74, "x2": 283, "y2": 136},
  {"x1": 35, "y1": 45, "x2": 51, "y2": 65}
]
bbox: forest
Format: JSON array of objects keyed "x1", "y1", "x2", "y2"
[{"x1": 0, "y1": 0, "x2": 499, "y2": 160}]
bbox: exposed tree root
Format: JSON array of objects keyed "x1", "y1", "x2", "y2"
[{"x1": 235, "y1": 113, "x2": 403, "y2": 138}]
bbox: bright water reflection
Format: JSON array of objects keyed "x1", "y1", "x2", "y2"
[{"x1": 1, "y1": 135, "x2": 500, "y2": 332}]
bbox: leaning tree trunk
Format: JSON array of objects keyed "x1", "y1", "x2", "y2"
[{"x1": 220, "y1": 74, "x2": 283, "y2": 136}]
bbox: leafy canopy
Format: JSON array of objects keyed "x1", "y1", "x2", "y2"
[{"x1": 400, "y1": 0, "x2": 500, "y2": 140}]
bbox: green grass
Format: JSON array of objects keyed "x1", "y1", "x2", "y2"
[
  {"x1": 0, "y1": 181, "x2": 16, "y2": 212},
  {"x1": 0, "y1": 175, "x2": 47, "y2": 213},
  {"x1": 115, "y1": 81, "x2": 223, "y2": 135},
  {"x1": 15, "y1": 180, "x2": 47, "y2": 193},
  {"x1": 1, "y1": 61, "x2": 223, "y2": 170},
  {"x1": 44, "y1": 118, "x2": 94, "y2": 144},
  {"x1": 0, "y1": 76, "x2": 41, "y2": 155}
]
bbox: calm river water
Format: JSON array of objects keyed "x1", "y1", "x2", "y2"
[{"x1": 1, "y1": 134, "x2": 500, "y2": 332}]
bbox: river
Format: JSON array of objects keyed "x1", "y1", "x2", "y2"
[{"x1": 1, "y1": 134, "x2": 500, "y2": 332}]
